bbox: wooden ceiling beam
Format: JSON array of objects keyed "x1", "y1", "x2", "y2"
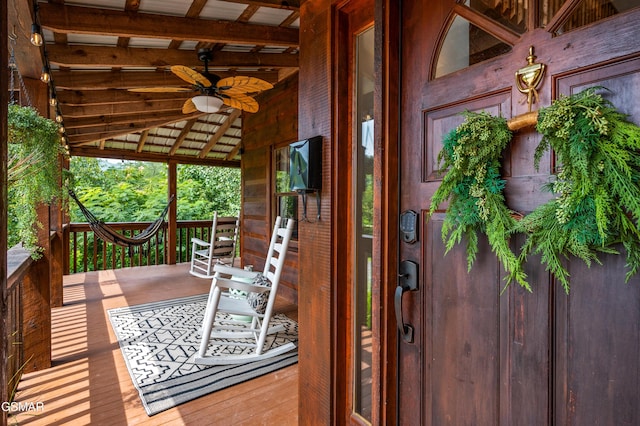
[
  {"x1": 64, "y1": 110, "x2": 197, "y2": 129},
  {"x1": 136, "y1": 129, "x2": 149, "y2": 153},
  {"x1": 38, "y1": 3, "x2": 299, "y2": 48},
  {"x1": 56, "y1": 89, "x2": 191, "y2": 106},
  {"x1": 68, "y1": 145, "x2": 241, "y2": 167},
  {"x1": 51, "y1": 70, "x2": 280, "y2": 90},
  {"x1": 169, "y1": 119, "x2": 198, "y2": 156},
  {"x1": 61, "y1": 98, "x2": 187, "y2": 118},
  {"x1": 224, "y1": 0, "x2": 300, "y2": 10},
  {"x1": 65, "y1": 112, "x2": 206, "y2": 141},
  {"x1": 199, "y1": 110, "x2": 242, "y2": 158},
  {"x1": 46, "y1": 45, "x2": 299, "y2": 69}
]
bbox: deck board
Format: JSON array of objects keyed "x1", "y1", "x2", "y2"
[{"x1": 11, "y1": 263, "x2": 298, "y2": 425}]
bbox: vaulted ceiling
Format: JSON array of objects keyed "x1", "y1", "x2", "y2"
[{"x1": 8, "y1": 0, "x2": 300, "y2": 166}]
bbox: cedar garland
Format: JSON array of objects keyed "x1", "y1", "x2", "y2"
[{"x1": 430, "y1": 87, "x2": 640, "y2": 293}]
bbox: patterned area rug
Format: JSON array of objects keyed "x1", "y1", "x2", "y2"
[{"x1": 107, "y1": 294, "x2": 298, "y2": 416}]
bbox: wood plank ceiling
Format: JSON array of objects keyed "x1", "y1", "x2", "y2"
[{"x1": 10, "y1": 0, "x2": 300, "y2": 166}]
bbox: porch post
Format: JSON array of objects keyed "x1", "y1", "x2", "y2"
[
  {"x1": 22, "y1": 77, "x2": 52, "y2": 372},
  {"x1": 167, "y1": 160, "x2": 177, "y2": 264}
]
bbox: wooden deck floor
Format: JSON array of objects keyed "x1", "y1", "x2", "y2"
[{"x1": 11, "y1": 263, "x2": 299, "y2": 425}]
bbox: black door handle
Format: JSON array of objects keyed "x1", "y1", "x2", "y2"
[{"x1": 395, "y1": 260, "x2": 418, "y2": 343}]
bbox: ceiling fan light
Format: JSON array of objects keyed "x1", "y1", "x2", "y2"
[{"x1": 192, "y1": 95, "x2": 223, "y2": 113}]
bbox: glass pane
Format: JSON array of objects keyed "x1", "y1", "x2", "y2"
[
  {"x1": 540, "y1": 0, "x2": 568, "y2": 26},
  {"x1": 435, "y1": 15, "x2": 512, "y2": 78},
  {"x1": 354, "y1": 25, "x2": 374, "y2": 422},
  {"x1": 555, "y1": 0, "x2": 640, "y2": 34},
  {"x1": 464, "y1": 0, "x2": 529, "y2": 33},
  {"x1": 275, "y1": 146, "x2": 290, "y2": 193},
  {"x1": 274, "y1": 146, "x2": 299, "y2": 238}
]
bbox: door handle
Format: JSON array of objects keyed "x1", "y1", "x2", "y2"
[{"x1": 395, "y1": 260, "x2": 418, "y2": 343}]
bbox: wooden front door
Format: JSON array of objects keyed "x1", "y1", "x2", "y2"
[{"x1": 396, "y1": 1, "x2": 640, "y2": 424}]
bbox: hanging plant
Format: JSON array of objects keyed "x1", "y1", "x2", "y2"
[
  {"x1": 428, "y1": 111, "x2": 529, "y2": 290},
  {"x1": 513, "y1": 87, "x2": 640, "y2": 293},
  {"x1": 7, "y1": 103, "x2": 67, "y2": 258}
]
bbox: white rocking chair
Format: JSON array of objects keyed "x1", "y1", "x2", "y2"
[
  {"x1": 189, "y1": 212, "x2": 239, "y2": 278},
  {"x1": 195, "y1": 216, "x2": 296, "y2": 365}
]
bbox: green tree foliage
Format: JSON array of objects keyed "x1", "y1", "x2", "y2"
[
  {"x1": 67, "y1": 159, "x2": 240, "y2": 271},
  {"x1": 69, "y1": 160, "x2": 240, "y2": 222},
  {"x1": 177, "y1": 164, "x2": 241, "y2": 219}
]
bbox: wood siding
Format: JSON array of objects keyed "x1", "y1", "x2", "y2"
[{"x1": 242, "y1": 73, "x2": 299, "y2": 304}]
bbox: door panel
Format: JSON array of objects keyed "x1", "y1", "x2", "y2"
[
  {"x1": 553, "y1": 58, "x2": 640, "y2": 426},
  {"x1": 398, "y1": 2, "x2": 640, "y2": 425}
]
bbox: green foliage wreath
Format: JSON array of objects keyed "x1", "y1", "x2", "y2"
[
  {"x1": 431, "y1": 88, "x2": 640, "y2": 293},
  {"x1": 428, "y1": 111, "x2": 529, "y2": 290},
  {"x1": 513, "y1": 87, "x2": 640, "y2": 292}
]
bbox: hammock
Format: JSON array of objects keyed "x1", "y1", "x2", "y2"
[{"x1": 69, "y1": 189, "x2": 175, "y2": 249}]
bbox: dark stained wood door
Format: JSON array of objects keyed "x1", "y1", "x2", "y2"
[{"x1": 396, "y1": 1, "x2": 640, "y2": 424}]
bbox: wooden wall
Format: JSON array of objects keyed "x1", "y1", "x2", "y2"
[
  {"x1": 241, "y1": 73, "x2": 299, "y2": 304},
  {"x1": 298, "y1": 0, "x2": 335, "y2": 424}
]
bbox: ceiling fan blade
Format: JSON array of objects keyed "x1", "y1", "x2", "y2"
[
  {"x1": 182, "y1": 98, "x2": 198, "y2": 114},
  {"x1": 171, "y1": 65, "x2": 212, "y2": 87},
  {"x1": 217, "y1": 76, "x2": 273, "y2": 95},
  {"x1": 128, "y1": 87, "x2": 193, "y2": 93},
  {"x1": 223, "y1": 93, "x2": 259, "y2": 113}
]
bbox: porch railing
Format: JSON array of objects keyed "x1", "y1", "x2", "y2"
[
  {"x1": 64, "y1": 220, "x2": 217, "y2": 274},
  {"x1": 6, "y1": 246, "x2": 30, "y2": 402}
]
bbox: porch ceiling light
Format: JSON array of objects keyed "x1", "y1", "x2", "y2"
[
  {"x1": 40, "y1": 67, "x2": 50, "y2": 83},
  {"x1": 192, "y1": 95, "x2": 223, "y2": 113},
  {"x1": 30, "y1": 23, "x2": 43, "y2": 47}
]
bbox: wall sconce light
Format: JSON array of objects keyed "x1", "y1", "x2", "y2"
[
  {"x1": 30, "y1": 23, "x2": 43, "y2": 47},
  {"x1": 40, "y1": 67, "x2": 51, "y2": 83}
]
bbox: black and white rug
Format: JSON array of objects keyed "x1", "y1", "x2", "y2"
[{"x1": 107, "y1": 294, "x2": 298, "y2": 416}]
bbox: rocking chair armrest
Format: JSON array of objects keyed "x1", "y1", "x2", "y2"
[
  {"x1": 191, "y1": 237, "x2": 210, "y2": 247},
  {"x1": 213, "y1": 264, "x2": 258, "y2": 279},
  {"x1": 215, "y1": 277, "x2": 270, "y2": 293}
]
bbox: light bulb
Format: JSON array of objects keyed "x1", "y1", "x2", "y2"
[
  {"x1": 30, "y1": 24, "x2": 43, "y2": 47},
  {"x1": 40, "y1": 68, "x2": 50, "y2": 83}
]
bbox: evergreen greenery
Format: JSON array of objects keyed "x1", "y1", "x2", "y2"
[
  {"x1": 430, "y1": 88, "x2": 640, "y2": 294},
  {"x1": 513, "y1": 87, "x2": 640, "y2": 293},
  {"x1": 7, "y1": 104, "x2": 66, "y2": 257},
  {"x1": 429, "y1": 111, "x2": 529, "y2": 290}
]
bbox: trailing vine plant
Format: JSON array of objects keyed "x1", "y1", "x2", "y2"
[
  {"x1": 512, "y1": 87, "x2": 640, "y2": 293},
  {"x1": 8, "y1": 103, "x2": 66, "y2": 258},
  {"x1": 428, "y1": 111, "x2": 529, "y2": 290}
]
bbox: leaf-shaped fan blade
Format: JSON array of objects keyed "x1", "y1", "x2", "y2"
[
  {"x1": 128, "y1": 87, "x2": 193, "y2": 92},
  {"x1": 223, "y1": 93, "x2": 259, "y2": 113},
  {"x1": 171, "y1": 65, "x2": 212, "y2": 87},
  {"x1": 182, "y1": 98, "x2": 198, "y2": 114},
  {"x1": 217, "y1": 76, "x2": 273, "y2": 95}
]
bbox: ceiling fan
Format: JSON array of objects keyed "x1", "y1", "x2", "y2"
[{"x1": 129, "y1": 48, "x2": 273, "y2": 114}]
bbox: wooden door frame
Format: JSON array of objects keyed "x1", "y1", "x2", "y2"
[
  {"x1": 375, "y1": 0, "x2": 400, "y2": 424},
  {"x1": 332, "y1": 0, "x2": 402, "y2": 423}
]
